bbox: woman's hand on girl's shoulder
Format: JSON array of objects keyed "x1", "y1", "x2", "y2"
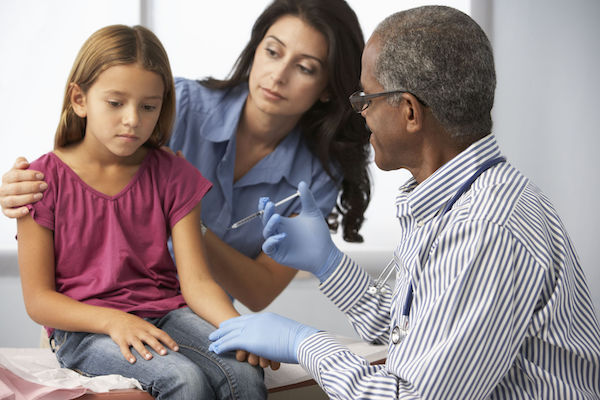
[
  {"x1": 1, "y1": 157, "x2": 47, "y2": 218},
  {"x1": 160, "y1": 146, "x2": 185, "y2": 159}
]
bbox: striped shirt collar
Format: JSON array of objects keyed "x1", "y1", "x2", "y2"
[{"x1": 397, "y1": 134, "x2": 503, "y2": 224}]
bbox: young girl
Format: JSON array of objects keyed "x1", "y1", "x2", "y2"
[
  {"x1": 16, "y1": 25, "x2": 268, "y2": 399},
  {"x1": 3, "y1": 0, "x2": 372, "y2": 316}
]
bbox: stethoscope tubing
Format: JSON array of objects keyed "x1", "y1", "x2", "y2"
[{"x1": 370, "y1": 156, "x2": 507, "y2": 319}]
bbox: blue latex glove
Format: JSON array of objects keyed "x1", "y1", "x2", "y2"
[
  {"x1": 208, "y1": 313, "x2": 318, "y2": 364},
  {"x1": 259, "y1": 181, "x2": 343, "y2": 282}
]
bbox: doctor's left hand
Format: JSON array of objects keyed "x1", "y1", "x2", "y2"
[{"x1": 209, "y1": 312, "x2": 318, "y2": 364}]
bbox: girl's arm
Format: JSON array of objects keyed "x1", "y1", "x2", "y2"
[
  {"x1": 17, "y1": 215, "x2": 178, "y2": 363},
  {"x1": 171, "y1": 204, "x2": 240, "y2": 326},
  {"x1": 203, "y1": 229, "x2": 298, "y2": 312},
  {"x1": 172, "y1": 204, "x2": 280, "y2": 370}
]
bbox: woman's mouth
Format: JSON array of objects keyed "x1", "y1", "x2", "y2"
[{"x1": 261, "y1": 87, "x2": 285, "y2": 101}]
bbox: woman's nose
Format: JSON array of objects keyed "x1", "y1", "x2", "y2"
[{"x1": 270, "y1": 62, "x2": 289, "y2": 85}]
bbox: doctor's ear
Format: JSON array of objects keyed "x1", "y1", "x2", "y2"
[
  {"x1": 403, "y1": 93, "x2": 425, "y2": 134},
  {"x1": 69, "y1": 83, "x2": 87, "y2": 118}
]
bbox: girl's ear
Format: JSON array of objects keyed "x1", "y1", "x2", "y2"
[{"x1": 69, "y1": 83, "x2": 87, "y2": 118}]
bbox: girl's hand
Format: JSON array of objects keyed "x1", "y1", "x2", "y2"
[
  {"x1": 236, "y1": 350, "x2": 281, "y2": 370},
  {"x1": 107, "y1": 311, "x2": 179, "y2": 364},
  {"x1": 1, "y1": 157, "x2": 47, "y2": 218}
]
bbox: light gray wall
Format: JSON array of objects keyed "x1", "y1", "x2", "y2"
[{"x1": 473, "y1": 0, "x2": 600, "y2": 316}]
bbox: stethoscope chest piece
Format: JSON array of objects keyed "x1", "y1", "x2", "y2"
[
  {"x1": 391, "y1": 326, "x2": 402, "y2": 344},
  {"x1": 391, "y1": 317, "x2": 409, "y2": 344}
]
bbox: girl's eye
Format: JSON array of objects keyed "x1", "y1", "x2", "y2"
[
  {"x1": 107, "y1": 100, "x2": 122, "y2": 107},
  {"x1": 142, "y1": 104, "x2": 157, "y2": 112}
]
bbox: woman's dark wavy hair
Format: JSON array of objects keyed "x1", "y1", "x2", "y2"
[{"x1": 202, "y1": 0, "x2": 371, "y2": 242}]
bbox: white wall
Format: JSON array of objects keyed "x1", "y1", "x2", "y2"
[{"x1": 475, "y1": 0, "x2": 600, "y2": 316}]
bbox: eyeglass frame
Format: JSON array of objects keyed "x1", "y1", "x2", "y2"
[{"x1": 348, "y1": 89, "x2": 427, "y2": 113}]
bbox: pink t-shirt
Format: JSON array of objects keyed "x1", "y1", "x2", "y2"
[{"x1": 27, "y1": 148, "x2": 211, "y2": 325}]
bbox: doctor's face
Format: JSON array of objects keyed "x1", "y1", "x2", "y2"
[
  {"x1": 247, "y1": 15, "x2": 329, "y2": 119},
  {"x1": 360, "y1": 35, "x2": 418, "y2": 171}
]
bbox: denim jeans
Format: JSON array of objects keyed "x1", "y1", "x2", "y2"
[{"x1": 51, "y1": 307, "x2": 266, "y2": 399}]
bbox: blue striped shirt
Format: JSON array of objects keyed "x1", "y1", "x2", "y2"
[{"x1": 298, "y1": 134, "x2": 600, "y2": 399}]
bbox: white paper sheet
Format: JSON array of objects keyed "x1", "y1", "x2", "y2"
[
  {"x1": 1, "y1": 336, "x2": 386, "y2": 393},
  {"x1": 0, "y1": 348, "x2": 141, "y2": 393}
]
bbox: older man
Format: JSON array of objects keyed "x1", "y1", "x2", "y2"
[{"x1": 210, "y1": 6, "x2": 600, "y2": 399}]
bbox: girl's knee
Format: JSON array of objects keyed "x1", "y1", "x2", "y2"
[{"x1": 153, "y1": 361, "x2": 214, "y2": 398}]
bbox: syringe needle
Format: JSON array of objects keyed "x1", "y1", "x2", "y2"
[{"x1": 230, "y1": 191, "x2": 300, "y2": 229}]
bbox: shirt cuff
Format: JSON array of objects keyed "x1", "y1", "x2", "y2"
[
  {"x1": 297, "y1": 331, "x2": 348, "y2": 388},
  {"x1": 318, "y1": 254, "x2": 372, "y2": 313}
]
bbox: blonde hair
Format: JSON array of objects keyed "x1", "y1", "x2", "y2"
[{"x1": 55, "y1": 24, "x2": 175, "y2": 149}]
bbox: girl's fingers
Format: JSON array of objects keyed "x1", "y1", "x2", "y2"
[
  {"x1": 259, "y1": 356, "x2": 269, "y2": 368},
  {"x1": 152, "y1": 329, "x2": 179, "y2": 353},
  {"x1": 130, "y1": 338, "x2": 153, "y2": 361},
  {"x1": 236, "y1": 350, "x2": 249, "y2": 362},
  {"x1": 270, "y1": 360, "x2": 281, "y2": 370},
  {"x1": 143, "y1": 335, "x2": 168, "y2": 356},
  {"x1": 118, "y1": 342, "x2": 137, "y2": 364},
  {"x1": 246, "y1": 352, "x2": 259, "y2": 366}
]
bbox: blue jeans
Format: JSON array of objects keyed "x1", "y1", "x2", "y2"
[{"x1": 51, "y1": 307, "x2": 266, "y2": 399}]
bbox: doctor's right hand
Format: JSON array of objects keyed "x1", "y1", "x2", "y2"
[
  {"x1": 0, "y1": 157, "x2": 47, "y2": 218},
  {"x1": 260, "y1": 181, "x2": 344, "y2": 282}
]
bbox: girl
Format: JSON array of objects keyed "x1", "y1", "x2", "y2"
[
  {"x1": 3, "y1": 0, "x2": 371, "y2": 317},
  {"x1": 16, "y1": 25, "x2": 268, "y2": 399}
]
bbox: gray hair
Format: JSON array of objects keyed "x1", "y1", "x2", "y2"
[{"x1": 373, "y1": 6, "x2": 496, "y2": 141}]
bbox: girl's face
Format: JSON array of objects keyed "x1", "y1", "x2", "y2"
[
  {"x1": 247, "y1": 15, "x2": 330, "y2": 119},
  {"x1": 71, "y1": 63, "x2": 164, "y2": 158}
]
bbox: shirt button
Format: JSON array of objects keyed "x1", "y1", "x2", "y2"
[
  {"x1": 391, "y1": 326, "x2": 401, "y2": 344},
  {"x1": 417, "y1": 220, "x2": 424, "y2": 227}
]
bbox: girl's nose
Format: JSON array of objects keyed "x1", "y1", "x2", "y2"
[{"x1": 123, "y1": 105, "x2": 140, "y2": 127}]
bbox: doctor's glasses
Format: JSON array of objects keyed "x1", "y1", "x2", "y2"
[{"x1": 348, "y1": 89, "x2": 428, "y2": 113}]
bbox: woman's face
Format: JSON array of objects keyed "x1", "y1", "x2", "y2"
[{"x1": 247, "y1": 15, "x2": 329, "y2": 119}]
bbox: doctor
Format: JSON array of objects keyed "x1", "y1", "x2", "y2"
[{"x1": 209, "y1": 5, "x2": 600, "y2": 399}]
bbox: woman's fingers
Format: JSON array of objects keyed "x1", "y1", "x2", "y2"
[{"x1": 0, "y1": 167, "x2": 47, "y2": 217}]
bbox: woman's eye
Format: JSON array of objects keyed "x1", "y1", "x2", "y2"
[
  {"x1": 298, "y1": 65, "x2": 315, "y2": 75},
  {"x1": 265, "y1": 48, "x2": 278, "y2": 57}
]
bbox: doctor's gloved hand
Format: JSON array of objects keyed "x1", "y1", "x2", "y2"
[
  {"x1": 259, "y1": 181, "x2": 344, "y2": 282},
  {"x1": 208, "y1": 313, "x2": 318, "y2": 364}
]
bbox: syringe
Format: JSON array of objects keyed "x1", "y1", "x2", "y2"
[{"x1": 230, "y1": 191, "x2": 300, "y2": 229}]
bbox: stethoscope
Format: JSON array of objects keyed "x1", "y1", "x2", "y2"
[{"x1": 367, "y1": 156, "x2": 507, "y2": 343}]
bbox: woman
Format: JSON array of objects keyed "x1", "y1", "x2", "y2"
[{"x1": 1, "y1": 0, "x2": 370, "y2": 312}]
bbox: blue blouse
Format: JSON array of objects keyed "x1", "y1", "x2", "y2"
[{"x1": 169, "y1": 78, "x2": 341, "y2": 259}]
